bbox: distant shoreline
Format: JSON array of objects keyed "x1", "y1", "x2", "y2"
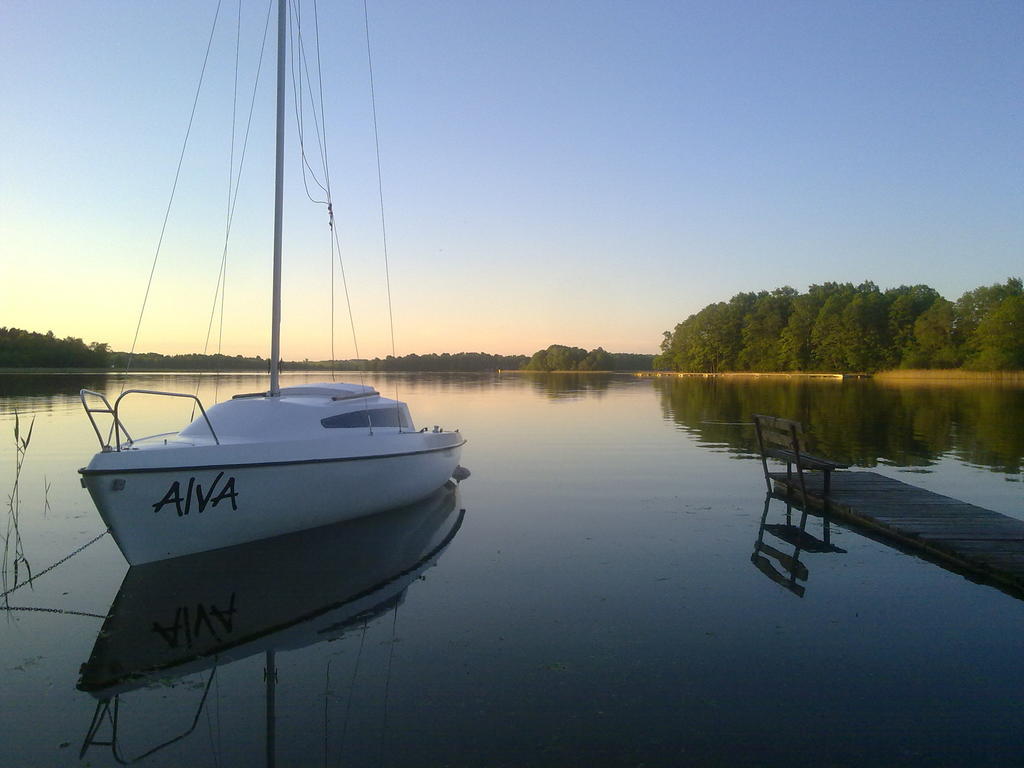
[
  {"x1": 2, "y1": 367, "x2": 1020, "y2": 382},
  {"x1": 636, "y1": 369, "x2": 1024, "y2": 383},
  {"x1": 497, "y1": 369, "x2": 638, "y2": 375},
  {"x1": 636, "y1": 371, "x2": 866, "y2": 380},
  {"x1": 0, "y1": 367, "x2": 511, "y2": 375}
]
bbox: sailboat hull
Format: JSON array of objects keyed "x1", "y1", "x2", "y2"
[
  {"x1": 78, "y1": 483, "x2": 464, "y2": 694},
  {"x1": 81, "y1": 438, "x2": 463, "y2": 565}
]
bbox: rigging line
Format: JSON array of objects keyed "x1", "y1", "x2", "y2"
[
  {"x1": 198, "y1": 0, "x2": 243, "y2": 411},
  {"x1": 295, "y1": 0, "x2": 331, "y2": 190},
  {"x1": 290, "y1": 0, "x2": 347, "y2": 398},
  {"x1": 291, "y1": 0, "x2": 361, "y2": 406},
  {"x1": 214, "y1": 256, "x2": 227, "y2": 404},
  {"x1": 195, "y1": 0, "x2": 273, "y2": 407},
  {"x1": 339, "y1": 620, "x2": 370, "y2": 758},
  {"x1": 192, "y1": 0, "x2": 274, "y2": 405},
  {"x1": 309, "y1": 0, "x2": 343, "y2": 385},
  {"x1": 332, "y1": 220, "x2": 364, "y2": 362},
  {"x1": 204, "y1": 680, "x2": 219, "y2": 768},
  {"x1": 308, "y1": 0, "x2": 338, "y2": 379},
  {"x1": 323, "y1": 658, "x2": 332, "y2": 766},
  {"x1": 210, "y1": 659, "x2": 224, "y2": 768},
  {"x1": 288, "y1": 0, "x2": 329, "y2": 203},
  {"x1": 377, "y1": 602, "x2": 400, "y2": 768},
  {"x1": 362, "y1": 0, "x2": 401, "y2": 420},
  {"x1": 301, "y1": 1, "x2": 362, "y2": 387},
  {"x1": 121, "y1": 0, "x2": 225, "y2": 390},
  {"x1": 312, "y1": 0, "x2": 332, "y2": 194},
  {"x1": 296, "y1": 4, "x2": 329, "y2": 178},
  {"x1": 293, "y1": 0, "x2": 355, "y2": 395},
  {"x1": 331, "y1": 219, "x2": 371, "y2": 432},
  {"x1": 215, "y1": 0, "x2": 244, "y2": 405},
  {"x1": 331, "y1": 219, "x2": 336, "y2": 381}
]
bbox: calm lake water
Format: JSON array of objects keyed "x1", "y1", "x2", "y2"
[{"x1": 1, "y1": 372, "x2": 1022, "y2": 767}]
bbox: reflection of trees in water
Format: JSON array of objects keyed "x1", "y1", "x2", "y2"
[
  {"x1": 520, "y1": 372, "x2": 616, "y2": 399},
  {"x1": 654, "y1": 378, "x2": 1024, "y2": 473},
  {"x1": 0, "y1": 374, "x2": 112, "y2": 415}
]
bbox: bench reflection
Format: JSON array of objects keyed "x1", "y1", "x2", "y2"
[{"x1": 751, "y1": 492, "x2": 845, "y2": 598}]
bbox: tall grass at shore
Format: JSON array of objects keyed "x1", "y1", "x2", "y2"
[
  {"x1": 875, "y1": 369, "x2": 1024, "y2": 384},
  {"x1": 3, "y1": 412, "x2": 34, "y2": 603}
]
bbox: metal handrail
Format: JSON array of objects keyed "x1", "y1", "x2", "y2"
[
  {"x1": 114, "y1": 390, "x2": 220, "y2": 450},
  {"x1": 80, "y1": 389, "x2": 132, "y2": 451},
  {"x1": 80, "y1": 389, "x2": 219, "y2": 451}
]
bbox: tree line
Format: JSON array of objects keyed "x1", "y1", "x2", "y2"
[
  {"x1": 297, "y1": 352, "x2": 530, "y2": 372},
  {"x1": 1, "y1": 327, "x2": 658, "y2": 372},
  {"x1": 655, "y1": 278, "x2": 1024, "y2": 373},
  {"x1": 0, "y1": 329, "x2": 531, "y2": 371},
  {"x1": 0, "y1": 328, "x2": 112, "y2": 368},
  {"x1": 522, "y1": 344, "x2": 655, "y2": 371}
]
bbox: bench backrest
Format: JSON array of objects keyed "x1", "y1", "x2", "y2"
[{"x1": 751, "y1": 413, "x2": 804, "y2": 457}]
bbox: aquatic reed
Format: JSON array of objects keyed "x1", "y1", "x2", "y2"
[
  {"x1": 874, "y1": 369, "x2": 1024, "y2": 385},
  {"x1": 3, "y1": 411, "x2": 34, "y2": 605}
]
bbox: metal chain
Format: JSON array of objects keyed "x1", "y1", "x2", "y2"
[
  {"x1": 0, "y1": 529, "x2": 109, "y2": 601},
  {"x1": 1, "y1": 606, "x2": 108, "y2": 619}
]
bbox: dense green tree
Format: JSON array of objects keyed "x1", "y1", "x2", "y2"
[
  {"x1": 656, "y1": 322, "x2": 692, "y2": 371},
  {"x1": 778, "y1": 291, "x2": 823, "y2": 370},
  {"x1": 524, "y1": 345, "x2": 588, "y2": 371},
  {"x1": 611, "y1": 353, "x2": 655, "y2": 371},
  {"x1": 903, "y1": 298, "x2": 961, "y2": 368},
  {"x1": 886, "y1": 285, "x2": 941, "y2": 366},
  {"x1": 968, "y1": 295, "x2": 1024, "y2": 371},
  {"x1": 739, "y1": 288, "x2": 797, "y2": 371},
  {"x1": 810, "y1": 286, "x2": 856, "y2": 370},
  {"x1": 841, "y1": 284, "x2": 890, "y2": 371},
  {"x1": 955, "y1": 278, "x2": 1023, "y2": 359},
  {"x1": 578, "y1": 347, "x2": 614, "y2": 371},
  {"x1": 956, "y1": 278, "x2": 1022, "y2": 331},
  {"x1": 657, "y1": 277, "x2": 1023, "y2": 373},
  {"x1": 675, "y1": 296, "x2": 756, "y2": 372},
  {"x1": 523, "y1": 344, "x2": 622, "y2": 371}
]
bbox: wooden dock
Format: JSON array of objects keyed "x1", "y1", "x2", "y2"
[{"x1": 768, "y1": 471, "x2": 1024, "y2": 595}]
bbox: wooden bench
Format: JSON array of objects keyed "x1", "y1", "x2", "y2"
[{"x1": 751, "y1": 414, "x2": 849, "y2": 502}]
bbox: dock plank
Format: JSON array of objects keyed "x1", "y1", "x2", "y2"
[{"x1": 768, "y1": 470, "x2": 1024, "y2": 594}]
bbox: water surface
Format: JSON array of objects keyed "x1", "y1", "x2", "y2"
[{"x1": 1, "y1": 372, "x2": 1022, "y2": 766}]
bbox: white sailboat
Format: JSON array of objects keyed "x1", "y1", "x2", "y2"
[
  {"x1": 78, "y1": 1, "x2": 465, "y2": 565},
  {"x1": 78, "y1": 485, "x2": 464, "y2": 763},
  {"x1": 78, "y1": 484, "x2": 464, "y2": 694}
]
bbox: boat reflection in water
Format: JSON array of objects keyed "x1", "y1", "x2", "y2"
[
  {"x1": 751, "y1": 492, "x2": 845, "y2": 598},
  {"x1": 77, "y1": 482, "x2": 465, "y2": 764}
]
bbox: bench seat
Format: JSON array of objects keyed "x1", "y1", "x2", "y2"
[
  {"x1": 752, "y1": 413, "x2": 849, "y2": 500},
  {"x1": 762, "y1": 448, "x2": 849, "y2": 473}
]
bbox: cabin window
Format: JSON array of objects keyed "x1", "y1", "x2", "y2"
[{"x1": 321, "y1": 407, "x2": 410, "y2": 429}]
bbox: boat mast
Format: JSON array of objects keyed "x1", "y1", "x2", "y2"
[{"x1": 269, "y1": 0, "x2": 286, "y2": 397}]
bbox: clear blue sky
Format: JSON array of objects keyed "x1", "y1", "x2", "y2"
[{"x1": 2, "y1": 0, "x2": 1021, "y2": 358}]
